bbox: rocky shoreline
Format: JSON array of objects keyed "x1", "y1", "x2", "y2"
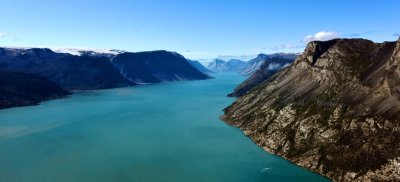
[{"x1": 222, "y1": 37, "x2": 400, "y2": 181}]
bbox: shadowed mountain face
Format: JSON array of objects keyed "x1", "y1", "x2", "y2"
[
  {"x1": 0, "y1": 48, "x2": 134, "y2": 90},
  {"x1": 207, "y1": 59, "x2": 246, "y2": 72},
  {"x1": 187, "y1": 59, "x2": 212, "y2": 74},
  {"x1": 228, "y1": 56, "x2": 294, "y2": 97},
  {"x1": 0, "y1": 72, "x2": 70, "y2": 109},
  {"x1": 111, "y1": 51, "x2": 211, "y2": 83},
  {"x1": 222, "y1": 38, "x2": 400, "y2": 181}
]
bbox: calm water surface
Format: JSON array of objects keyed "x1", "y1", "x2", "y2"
[{"x1": 0, "y1": 73, "x2": 329, "y2": 182}]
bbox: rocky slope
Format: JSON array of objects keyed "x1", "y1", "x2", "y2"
[
  {"x1": 228, "y1": 56, "x2": 294, "y2": 97},
  {"x1": 0, "y1": 48, "x2": 134, "y2": 90},
  {"x1": 0, "y1": 72, "x2": 70, "y2": 109},
  {"x1": 222, "y1": 38, "x2": 400, "y2": 181},
  {"x1": 111, "y1": 50, "x2": 211, "y2": 83}
]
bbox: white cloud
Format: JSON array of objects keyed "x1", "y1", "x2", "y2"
[
  {"x1": 0, "y1": 32, "x2": 4, "y2": 38},
  {"x1": 303, "y1": 31, "x2": 340, "y2": 43}
]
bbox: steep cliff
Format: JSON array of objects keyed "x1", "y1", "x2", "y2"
[
  {"x1": 222, "y1": 38, "x2": 400, "y2": 181},
  {"x1": 0, "y1": 72, "x2": 70, "y2": 109}
]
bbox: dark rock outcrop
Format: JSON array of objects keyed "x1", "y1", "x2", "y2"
[
  {"x1": 228, "y1": 56, "x2": 294, "y2": 97},
  {"x1": 0, "y1": 72, "x2": 70, "y2": 109},
  {"x1": 111, "y1": 50, "x2": 211, "y2": 83},
  {"x1": 222, "y1": 38, "x2": 400, "y2": 181},
  {"x1": 0, "y1": 48, "x2": 134, "y2": 90}
]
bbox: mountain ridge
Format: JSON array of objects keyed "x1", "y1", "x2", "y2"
[{"x1": 222, "y1": 37, "x2": 400, "y2": 181}]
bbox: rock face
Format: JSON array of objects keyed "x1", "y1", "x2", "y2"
[
  {"x1": 0, "y1": 72, "x2": 70, "y2": 109},
  {"x1": 187, "y1": 59, "x2": 212, "y2": 74},
  {"x1": 0, "y1": 48, "x2": 134, "y2": 90},
  {"x1": 222, "y1": 38, "x2": 400, "y2": 181},
  {"x1": 207, "y1": 59, "x2": 246, "y2": 72},
  {"x1": 111, "y1": 50, "x2": 211, "y2": 83},
  {"x1": 228, "y1": 56, "x2": 294, "y2": 97}
]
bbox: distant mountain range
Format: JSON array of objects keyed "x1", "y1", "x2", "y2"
[
  {"x1": 240, "y1": 53, "x2": 299, "y2": 75},
  {"x1": 206, "y1": 53, "x2": 298, "y2": 75},
  {"x1": 228, "y1": 56, "x2": 294, "y2": 97},
  {"x1": 0, "y1": 47, "x2": 211, "y2": 109},
  {"x1": 207, "y1": 59, "x2": 247, "y2": 72}
]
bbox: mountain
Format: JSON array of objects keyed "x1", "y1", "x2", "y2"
[
  {"x1": 0, "y1": 72, "x2": 70, "y2": 109},
  {"x1": 0, "y1": 48, "x2": 134, "y2": 90},
  {"x1": 111, "y1": 50, "x2": 211, "y2": 83},
  {"x1": 207, "y1": 59, "x2": 229, "y2": 72},
  {"x1": 239, "y1": 54, "x2": 269, "y2": 75},
  {"x1": 222, "y1": 38, "x2": 400, "y2": 181},
  {"x1": 226, "y1": 59, "x2": 247, "y2": 72},
  {"x1": 207, "y1": 59, "x2": 246, "y2": 72},
  {"x1": 187, "y1": 59, "x2": 212, "y2": 74},
  {"x1": 239, "y1": 53, "x2": 299, "y2": 75},
  {"x1": 0, "y1": 48, "x2": 211, "y2": 90},
  {"x1": 228, "y1": 56, "x2": 294, "y2": 97}
]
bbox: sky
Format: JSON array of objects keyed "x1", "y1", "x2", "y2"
[{"x1": 0, "y1": 0, "x2": 399, "y2": 60}]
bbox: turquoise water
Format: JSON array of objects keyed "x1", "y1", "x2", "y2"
[{"x1": 0, "y1": 73, "x2": 328, "y2": 182}]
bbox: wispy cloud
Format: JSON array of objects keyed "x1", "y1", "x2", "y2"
[
  {"x1": 343, "y1": 31, "x2": 378, "y2": 38},
  {"x1": 394, "y1": 33, "x2": 400, "y2": 37},
  {"x1": 271, "y1": 31, "x2": 339, "y2": 52},
  {"x1": 303, "y1": 31, "x2": 340, "y2": 43},
  {"x1": 0, "y1": 32, "x2": 4, "y2": 38},
  {"x1": 272, "y1": 44, "x2": 304, "y2": 51}
]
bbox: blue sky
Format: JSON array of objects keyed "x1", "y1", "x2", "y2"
[{"x1": 0, "y1": 0, "x2": 399, "y2": 59}]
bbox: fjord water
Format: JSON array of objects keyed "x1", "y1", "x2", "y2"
[{"x1": 0, "y1": 73, "x2": 328, "y2": 182}]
